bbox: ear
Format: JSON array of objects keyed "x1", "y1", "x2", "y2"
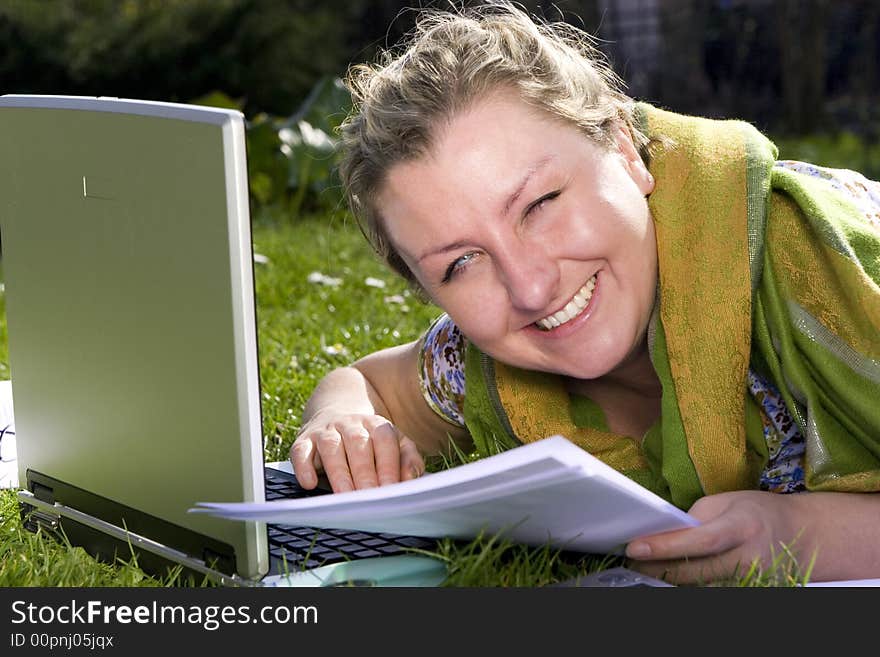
[{"x1": 613, "y1": 124, "x2": 655, "y2": 196}]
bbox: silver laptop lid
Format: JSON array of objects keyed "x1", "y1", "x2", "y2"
[{"x1": 0, "y1": 95, "x2": 267, "y2": 579}]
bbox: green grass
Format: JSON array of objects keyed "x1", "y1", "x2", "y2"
[
  {"x1": 0, "y1": 208, "x2": 808, "y2": 587},
  {"x1": 250, "y1": 209, "x2": 443, "y2": 462}
]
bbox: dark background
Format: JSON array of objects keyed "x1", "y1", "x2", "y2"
[{"x1": 2, "y1": 0, "x2": 877, "y2": 136}]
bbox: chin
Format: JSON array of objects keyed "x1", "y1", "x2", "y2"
[
  {"x1": 560, "y1": 351, "x2": 628, "y2": 380},
  {"x1": 559, "y1": 364, "x2": 609, "y2": 380}
]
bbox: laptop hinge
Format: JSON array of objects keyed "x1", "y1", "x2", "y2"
[{"x1": 20, "y1": 505, "x2": 61, "y2": 535}]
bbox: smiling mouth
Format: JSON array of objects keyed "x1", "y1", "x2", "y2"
[{"x1": 535, "y1": 274, "x2": 597, "y2": 331}]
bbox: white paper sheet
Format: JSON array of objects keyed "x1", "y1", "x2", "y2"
[
  {"x1": 0, "y1": 380, "x2": 17, "y2": 489},
  {"x1": 191, "y1": 435, "x2": 699, "y2": 554}
]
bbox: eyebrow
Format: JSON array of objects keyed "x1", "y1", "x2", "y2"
[
  {"x1": 415, "y1": 240, "x2": 473, "y2": 264},
  {"x1": 415, "y1": 155, "x2": 557, "y2": 264},
  {"x1": 502, "y1": 155, "x2": 555, "y2": 216}
]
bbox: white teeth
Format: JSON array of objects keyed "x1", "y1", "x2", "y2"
[
  {"x1": 535, "y1": 274, "x2": 597, "y2": 331},
  {"x1": 563, "y1": 298, "x2": 580, "y2": 316}
]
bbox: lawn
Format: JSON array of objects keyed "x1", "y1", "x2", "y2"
[{"x1": 0, "y1": 209, "x2": 806, "y2": 587}]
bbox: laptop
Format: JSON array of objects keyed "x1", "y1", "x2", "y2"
[{"x1": 0, "y1": 95, "x2": 444, "y2": 587}]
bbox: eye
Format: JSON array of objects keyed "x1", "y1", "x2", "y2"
[
  {"x1": 442, "y1": 252, "x2": 478, "y2": 283},
  {"x1": 525, "y1": 190, "x2": 561, "y2": 217}
]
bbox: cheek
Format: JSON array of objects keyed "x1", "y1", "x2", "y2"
[
  {"x1": 434, "y1": 283, "x2": 509, "y2": 341},
  {"x1": 626, "y1": 209, "x2": 658, "y2": 274},
  {"x1": 599, "y1": 198, "x2": 656, "y2": 264},
  {"x1": 545, "y1": 195, "x2": 608, "y2": 254}
]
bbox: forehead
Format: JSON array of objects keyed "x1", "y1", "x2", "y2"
[
  {"x1": 376, "y1": 94, "x2": 576, "y2": 258},
  {"x1": 426, "y1": 92, "x2": 560, "y2": 168}
]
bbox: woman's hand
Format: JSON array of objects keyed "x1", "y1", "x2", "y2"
[
  {"x1": 290, "y1": 413, "x2": 426, "y2": 493},
  {"x1": 623, "y1": 490, "x2": 805, "y2": 584}
]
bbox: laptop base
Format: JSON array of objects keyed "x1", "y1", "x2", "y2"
[
  {"x1": 19, "y1": 491, "x2": 449, "y2": 587},
  {"x1": 18, "y1": 490, "x2": 253, "y2": 586}
]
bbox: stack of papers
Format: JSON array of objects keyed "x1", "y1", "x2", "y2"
[{"x1": 192, "y1": 435, "x2": 698, "y2": 554}]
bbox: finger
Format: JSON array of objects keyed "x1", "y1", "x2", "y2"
[
  {"x1": 336, "y1": 421, "x2": 380, "y2": 490},
  {"x1": 398, "y1": 436, "x2": 425, "y2": 481},
  {"x1": 290, "y1": 437, "x2": 322, "y2": 489},
  {"x1": 313, "y1": 429, "x2": 356, "y2": 493},
  {"x1": 368, "y1": 420, "x2": 402, "y2": 486},
  {"x1": 626, "y1": 516, "x2": 743, "y2": 562}
]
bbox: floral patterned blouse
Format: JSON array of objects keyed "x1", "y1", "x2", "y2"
[{"x1": 417, "y1": 161, "x2": 880, "y2": 494}]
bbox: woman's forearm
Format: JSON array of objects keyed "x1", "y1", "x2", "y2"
[
  {"x1": 300, "y1": 365, "x2": 390, "y2": 425},
  {"x1": 789, "y1": 491, "x2": 880, "y2": 581}
]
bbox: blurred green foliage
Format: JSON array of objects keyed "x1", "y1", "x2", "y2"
[
  {"x1": 194, "y1": 76, "x2": 351, "y2": 216},
  {"x1": 773, "y1": 132, "x2": 880, "y2": 181},
  {"x1": 275, "y1": 76, "x2": 352, "y2": 215},
  {"x1": 0, "y1": 0, "x2": 357, "y2": 117}
]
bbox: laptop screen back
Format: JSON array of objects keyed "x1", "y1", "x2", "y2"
[{"x1": 0, "y1": 96, "x2": 267, "y2": 579}]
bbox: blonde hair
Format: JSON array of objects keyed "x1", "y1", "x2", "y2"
[{"x1": 338, "y1": 2, "x2": 643, "y2": 293}]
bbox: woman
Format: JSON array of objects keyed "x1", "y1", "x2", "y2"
[{"x1": 290, "y1": 3, "x2": 880, "y2": 583}]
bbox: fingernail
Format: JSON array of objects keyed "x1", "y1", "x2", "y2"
[
  {"x1": 409, "y1": 466, "x2": 422, "y2": 480},
  {"x1": 627, "y1": 542, "x2": 651, "y2": 559}
]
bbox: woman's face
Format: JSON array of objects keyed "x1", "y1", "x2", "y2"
[{"x1": 376, "y1": 92, "x2": 658, "y2": 381}]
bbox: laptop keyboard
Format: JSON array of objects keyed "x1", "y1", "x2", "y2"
[{"x1": 264, "y1": 467, "x2": 435, "y2": 572}]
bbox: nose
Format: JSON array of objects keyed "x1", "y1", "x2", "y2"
[{"x1": 496, "y1": 240, "x2": 559, "y2": 312}]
